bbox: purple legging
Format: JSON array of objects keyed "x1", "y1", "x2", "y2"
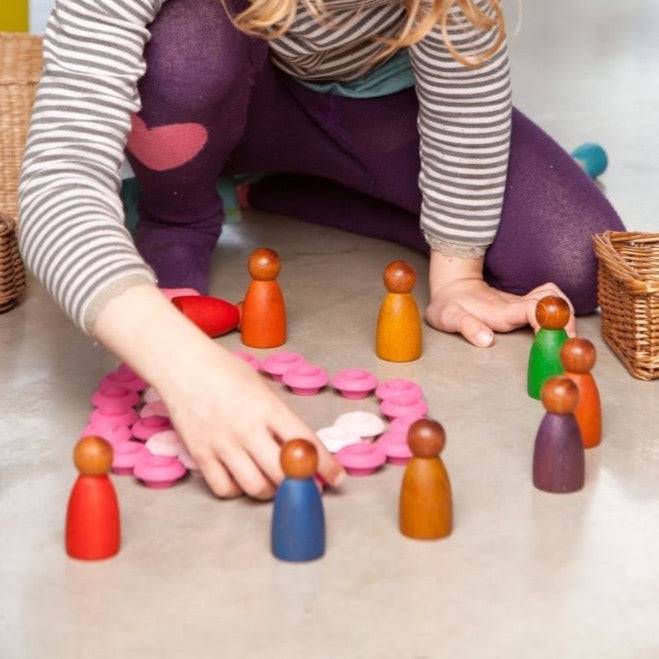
[{"x1": 127, "y1": 0, "x2": 624, "y2": 314}]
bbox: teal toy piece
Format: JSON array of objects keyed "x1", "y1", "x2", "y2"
[
  {"x1": 571, "y1": 143, "x2": 608, "y2": 179},
  {"x1": 527, "y1": 328, "x2": 569, "y2": 399}
]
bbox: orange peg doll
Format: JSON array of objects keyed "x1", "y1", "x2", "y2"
[
  {"x1": 399, "y1": 419, "x2": 452, "y2": 540},
  {"x1": 241, "y1": 248, "x2": 286, "y2": 348},
  {"x1": 560, "y1": 338, "x2": 602, "y2": 448},
  {"x1": 376, "y1": 260, "x2": 422, "y2": 362},
  {"x1": 65, "y1": 436, "x2": 120, "y2": 560}
]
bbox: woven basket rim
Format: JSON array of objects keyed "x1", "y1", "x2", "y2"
[{"x1": 593, "y1": 230, "x2": 659, "y2": 295}]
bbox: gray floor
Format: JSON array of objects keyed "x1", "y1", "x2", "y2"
[{"x1": 3, "y1": 1, "x2": 659, "y2": 658}]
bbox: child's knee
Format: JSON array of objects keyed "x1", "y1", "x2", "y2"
[{"x1": 142, "y1": 0, "x2": 267, "y2": 111}]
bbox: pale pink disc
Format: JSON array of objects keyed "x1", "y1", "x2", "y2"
[
  {"x1": 131, "y1": 415, "x2": 173, "y2": 441},
  {"x1": 334, "y1": 411, "x2": 386, "y2": 441},
  {"x1": 133, "y1": 453, "x2": 188, "y2": 489},
  {"x1": 81, "y1": 423, "x2": 132, "y2": 444},
  {"x1": 233, "y1": 351, "x2": 262, "y2": 372},
  {"x1": 142, "y1": 386, "x2": 162, "y2": 405},
  {"x1": 330, "y1": 368, "x2": 378, "y2": 399},
  {"x1": 261, "y1": 352, "x2": 305, "y2": 382},
  {"x1": 89, "y1": 407, "x2": 139, "y2": 432},
  {"x1": 380, "y1": 393, "x2": 428, "y2": 420},
  {"x1": 282, "y1": 363, "x2": 329, "y2": 396},
  {"x1": 91, "y1": 383, "x2": 140, "y2": 413},
  {"x1": 140, "y1": 400, "x2": 169, "y2": 418},
  {"x1": 375, "y1": 378, "x2": 423, "y2": 402},
  {"x1": 316, "y1": 426, "x2": 362, "y2": 453},
  {"x1": 111, "y1": 440, "x2": 147, "y2": 475},
  {"x1": 145, "y1": 429, "x2": 184, "y2": 457},
  {"x1": 336, "y1": 441, "x2": 386, "y2": 476}
]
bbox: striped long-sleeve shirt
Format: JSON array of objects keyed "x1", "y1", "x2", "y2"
[{"x1": 19, "y1": 0, "x2": 511, "y2": 333}]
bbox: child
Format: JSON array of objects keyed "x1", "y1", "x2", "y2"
[{"x1": 19, "y1": 0, "x2": 624, "y2": 499}]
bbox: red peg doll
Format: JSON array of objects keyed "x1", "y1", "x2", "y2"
[
  {"x1": 241, "y1": 248, "x2": 286, "y2": 348},
  {"x1": 561, "y1": 338, "x2": 602, "y2": 448},
  {"x1": 65, "y1": 436, "x2": 120, "y2": 560}
]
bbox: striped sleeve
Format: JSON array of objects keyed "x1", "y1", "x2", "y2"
[
  {"x1": 409, "y1": 2, "x2": 512, "y2": 256},
  {"x1": 18, "y1": 0, "x2": 165, "y2": 334}
]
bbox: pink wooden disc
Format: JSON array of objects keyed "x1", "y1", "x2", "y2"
[
  {"x1": 90, "y1": 407, "x2": 139, "y2": 432},
  {"x1": 133, "y1": 453, "x2": 187, "y2": 489},
  {"x1": 389, "y1": 414, "x2": 426, "y2": 437},
  {"x1": 282, "y1": 363, "x2": 329, "y2": 396},
  {"x1": 131, "y1": 415, "x2": 173, "y2": 441},
  {"x1": 81, "y1": 423, "x2": 132, "y2": 444},
  {"x1": 375, "y1": 432, "x2": 412, "y2": 466},
  {"x1": 261, "y1": 352, "x2": 306, "y2": 382},
  {"x1": 145, "y1": 429, "x2": 184, "y2": 457},
  {"x1": 375, "y1": 378, "x2": 423, "y2": 402},
  {"x1": 380, "y1": 393, "x2": 428, "y2": 420},
  {"x1": 100, "y1": 367, "x2": 147, "y2": 393},
  {"x1": 111, "y1": 440, "x2": 147, "y2": 475},
  {"x1": 336, "y1": 441, "x2": 386, "y2": 476},
  {"x1": 330, "y1": 368, "x2": 378, "y2": 399},
  {"x1": 91, "y1": 383, "x2": 139, "y2": 413},
  {"x1": 140, "y1": 400, "x2": 169, "y2": 418}
]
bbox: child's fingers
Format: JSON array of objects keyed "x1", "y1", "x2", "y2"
[
  {"x1": 433, "y1": 301, "x2": 493, "y2": 347},
  {"x1": 269, "y1": 412, "x2": 345, "y2": 488},
  {"x1": 245, "y1": 432, "x2": 286, "y2": 486},
  {"x1": 198, "y1": 454, "x2": 243, "y2": 499},
  {"x1": 220, "y1": 448, "x2": 276, "y2": 500}
]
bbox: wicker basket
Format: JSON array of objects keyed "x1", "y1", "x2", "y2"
[
  {"x1": 0, "y1": 32, "x2": 42, "y2": 312},
  {"x1": 593, "y1": 231, "x2": 659, "y2": 380}
]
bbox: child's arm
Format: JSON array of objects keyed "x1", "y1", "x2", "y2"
[
  {"x1": 18, "y1": 0, "x2": 344, "y2": 495},
  {"x1": 409, "y1": 2, "x2": 574, "y2": 344}
]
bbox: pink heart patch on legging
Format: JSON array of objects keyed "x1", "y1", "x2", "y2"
[{"x1": 126, "y1": 115, "x2": 208, "y2": 171}]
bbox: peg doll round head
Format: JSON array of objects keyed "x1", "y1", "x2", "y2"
[
  {"x1": 248, "y1": 248, "x2": 281, "y2": 281},
  {"x1": 384, "y1": 260, "x2": 416, "y2": 294},
  {"x1": 74, "y1": 436, "x2": 113, "y2": 476},
  {"x1": 407, "y1": 419, "x2": 446, "y2": 457},
  {"x1": 541, "y1": 377, "x2": 579, "y2": 415},
  {"x1": 560, "y1": 337, "x2": 596, "y2": 374},
  {"x1": 280, "y1": 439, "x2": 318, "y2": 479},
  {"x1": 535, "y1": 295, "x2": 570, "y2": 330}
]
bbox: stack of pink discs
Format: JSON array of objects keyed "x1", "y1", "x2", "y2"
[
  {"x1": 89, "y1": 407, "x2": 139, "y2": 432},
  {"x1": 133, "y1": 453, "x2": 188, "y2": 489},
  {"x1": 282, "y1": 363, "x2": 329, "y2": 396},
  {"x1": 261, "y1": 352, "x2": 306, "y2": 382},
  {"x1": 336, "y1": 442, "x2": 386, "y2": 476},
  {"x1": 330, "y1": 368, "x2": 378, "y2": 400},
  {"x1": 91, "y1": 384, "x2": 139, "y2": 413},
  {"x1": 81, "y1": 423, "x2": 131, "y2": 444},
  {"x1": 375, "y1": 431, "x2": 412, "y2": 466},
  {"x1": 111, "y1": 440, "x2": 147, "y2": 475},
  {"x1": 100, "y1": 364, "x2": 147, "y2": 392}
]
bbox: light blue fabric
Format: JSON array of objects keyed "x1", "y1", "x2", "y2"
[{"x1": 293, "y1": 49, "x2": 415, "y2": 98}]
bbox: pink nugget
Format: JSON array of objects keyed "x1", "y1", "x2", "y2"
[
  {"x1": 91, "y1": 384, "x2": 140, "y2": 413},
  {"x1": 380, "y1": 392, "x2": 428, "y2": 420},
  {"x1": 336, "y1": 442, "x2": 386, "y2": 476},
  {"x1": 132, "y1": 415, "x2": 172, "y2": 441},
  {"x1": 133, "y1": 453, "x2": 188, "y2": 489},
  {"x1": 261, "y1": 352, "x2": 305, "y2": 382},
  {"x1": 375, "y1": 378, "x2": 423, "y2": 402},
  {"x1": 330, "y1": 368, "x2": 378, "y2": 400},
  {"x1": 233, "y1": 351, "x2": 262, "y2": 372},
  {"x1": 111, "y1": 440, "x2": 147, "y2": 475},
  {"x1": 101, "y1": 365, "x2": 147, "y2": 392},
  {"x1": 90, "y1": 407, "x2": 139, "y2": 432},
  {"x1": 375, "y1": 432, "x2": 412, "y2": 466},
  {"x1": 282, "y1": 363, "x2": 328, "y2": 396},
  {"x1": 81, "y1": 423, "x2": 131, "y2": 444},
  {"x1": 146, "y1": 430, "x2": 184, "y2": 457}
]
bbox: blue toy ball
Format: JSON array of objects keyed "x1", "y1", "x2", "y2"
[{"x1": 571, "y1": 143, "x2": 608, "y2": 179}]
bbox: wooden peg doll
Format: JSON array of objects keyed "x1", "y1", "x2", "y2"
[
  {"x1": 399, "y1": 419, "x2": 452, "y2": 540},
  {"x1": 561, "y1": 338, "x2": 602, "y2": 448},
  {"x1": 65, "y1": 436, "x2": 120, "y2": 560},
  {"x1": 376, "y1": 260, "x2": 422, "y2": 362},
  {"x1": 241, "y1": 247, "x2": 286, "y2": 348},
  {"x1": 527, "y1": 295, "x2": 570, "y2": 399},
  {"x1": 271, "y1": 439, "x2": 325, "y2": 562},
  {"x1": 533, "y1": 377, "x2": 585, "y2": 494}
]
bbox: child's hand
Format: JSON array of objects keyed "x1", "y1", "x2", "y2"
[
  {"x1": 426, "y1": 250, "x2": 576, "y2": 347},
  {"x1": 158, "y1": 342, "x2": 345, "y2": 499},
  {"x1": 94, "y1": 284, "x2": 345, "y2": 499}
]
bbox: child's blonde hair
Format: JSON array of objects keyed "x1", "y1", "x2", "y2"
[{"x1": 229, "y1": 0, "x2": 505, "y2": 68}]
